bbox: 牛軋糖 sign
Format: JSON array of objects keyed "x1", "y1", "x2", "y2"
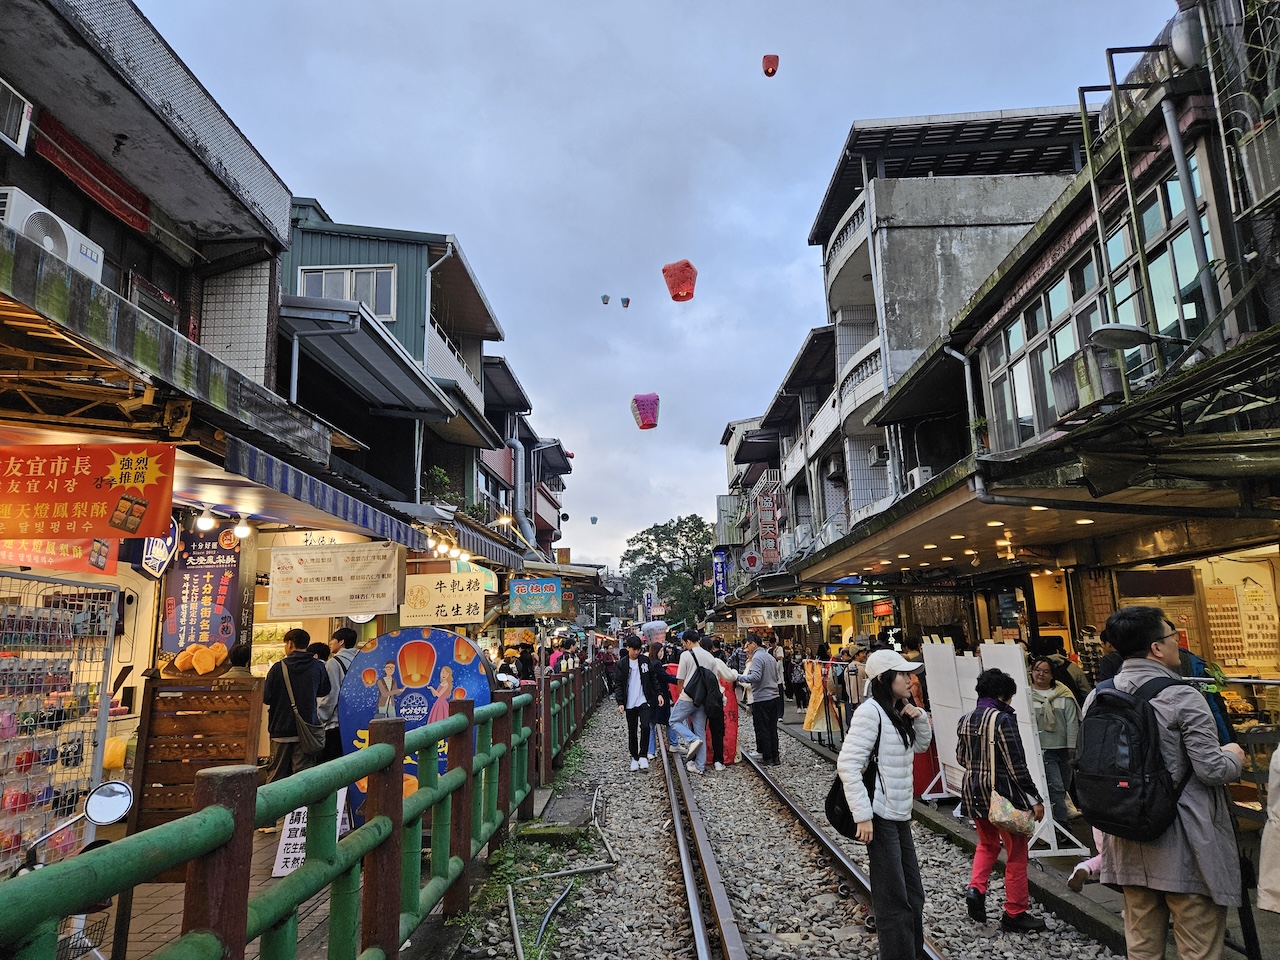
[{"x1": 400, "y1": 573, "x2": 485, "y2": 625}]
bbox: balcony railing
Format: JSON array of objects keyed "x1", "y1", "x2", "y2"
[
  {"x1": 806, "y1": 393, "x2": 841, "y2": 451},
  {"x1": 426, "y1": 319, "x2": 484, "y2": 411},
  {"x1": 825, "y1": 197, "x2": 868, "y2": 269},
  {"x1": 781, "y1": 436, "x2": 807, "y2": 486}
]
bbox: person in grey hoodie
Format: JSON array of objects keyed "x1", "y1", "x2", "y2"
[{"x1": 737, "y1": 635, "x2": 782, "y2": 765}]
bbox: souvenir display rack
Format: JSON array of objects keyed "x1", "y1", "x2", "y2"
[{"x1": 0, "y1": 571, "x2": 117, "y2": 878}]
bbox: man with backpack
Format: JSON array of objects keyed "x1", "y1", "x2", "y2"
[
  {"x1": 1076, "y1": 606, "x2": 1245, "y2": 960},
  {"x1": 320, "y1": 627, "x2": 360, "y2": 761},
  {"x1": 668, "y1": 628, "x2": 739, "y2": 775}
]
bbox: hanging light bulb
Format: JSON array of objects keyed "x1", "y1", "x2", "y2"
[
  {"x1": 459, "y1": 552, "x2": 471, "y2": 563},
  {"x1": 233, "y1": 514, "x2": 251, "y2": 539},
  {"x1": 196, "y1": 506, "x2": 216, "y2": 532},
  {"x1": 448, "y1": 547, "x2": 461, "y2": 559}
]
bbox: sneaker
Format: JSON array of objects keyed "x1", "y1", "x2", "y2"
[
  {"x1": 713, "y1": 761, "x2": 725, "y2": 771},
  {"x1": 684, "y1": 739, "x2": 702, "y2": 761},
  {"x1": 646, "y1": 753, "x2": 656, "y2": 761},
  {"x1": 747, "y1": 750, "x2": 762, "y2": 760},
  {"x1": 1000, "y1": 911, "x2": 1047, "y2": 933},
  {"x1": 965, "y1": 886, "x2": 986, "y2": 923},
  {"x1": 630, "y1": 759, "x2": 640, "y2": 772},
  {"x1": 685, "y1": 760, "x2": 703, "y2": 775},
  {"x1": 1065, "y1": 800, "x2": 1083, "y2": 820},
  {"x1": 1067, "y1": 863, "x2": 1091, "y2": 893},
  {"x1": 638, "y1": 757, "x2": 649, "y2": 770}
]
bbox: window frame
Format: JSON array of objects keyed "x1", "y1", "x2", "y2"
[{"x1": 298, "y1": 263, "x2": 398, "y2": 322}]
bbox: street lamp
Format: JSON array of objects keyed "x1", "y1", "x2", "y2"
[
  {"x1": 491, "y1": 514, "x2": 545, "y2": 559},
  {"x1": 1087, "y1": 323, "x2": 1191, "y2": 352}
]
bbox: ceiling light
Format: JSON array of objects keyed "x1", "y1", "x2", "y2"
[
  {"x1": 940, "y1": 556, "x2": 953, "y2": 561},
  {"x1": 1030, "y1": 505, "x2": 1049, "y2": 512},
  {"x1": 963, "y1": 549, "x2": 976, "y2": 555},
  {"x1": 950, "y1": 534, "x2": 965, "y2": 540},
  {"x1": 459, "y1": 552, "x2": 471, "y2": 562},
  {"x1": 995, "y1": 539, "x2": 1011, "y2": 547},
  {"x1": 427, "y1": 536, "x2": 437, "y2": 549},
  {"x1": 233, "y1": 514, "x2": 251, "y2": 539},
  {"x1": 863, "y1": 567, "x2": 873, "y2": 572},
  {"x1": 195, "y1": 506, "x2": 216, "y2": 532},
  {"x1": 900, "y1": 567, "x2": 909, "y2": 572},
  {"x1": 919, "y1": 561, "x2": 929, "y2": 567},
  {"x1": 881, "y1": 560, "x2": 892, "y2": 565},
  {"x1": 897, "y1": 553, "x2": 910, "y2": 559},
  {"x1": 448, "y1": 547, "x2": 461, "y2": 559},
  {"x1": 986, "y1": 520, "x2": 1003, "y2": 527},
  {"x1": 1075, "y1": 518, "x2": 1095, "y2": 525},
  {"x1": 923, "y1": 543, "x2": 937, "y2": 549},
  {"x1": 1030, "y1": 572, "x2": 1039, "y2": 577}
]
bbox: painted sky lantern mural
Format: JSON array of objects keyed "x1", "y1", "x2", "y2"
[
  {"x1": 661, "y1": 259, "x2": 696, "y2": 301},
  {"x1": 631, "y1": 392, "x2": 659, "y2": 430},
  {"x1": 762, "y1": 54, "x2": 779, "y2": 77},
  {"x1": 337, "y1": 626, "x2": 491, "y2": 822}
]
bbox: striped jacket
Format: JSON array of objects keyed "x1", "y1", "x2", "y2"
[{"x1": 956, "y1": 706, "x2": 1042, "y2": 820}]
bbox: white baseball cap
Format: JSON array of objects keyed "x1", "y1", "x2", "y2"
[{"x1": 863, "y1": 649, "x2": 922, "y2": 681}]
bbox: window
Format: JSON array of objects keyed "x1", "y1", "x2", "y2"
[{"x1": 300, "y1": 265, "x2": 396, "y2": 321}]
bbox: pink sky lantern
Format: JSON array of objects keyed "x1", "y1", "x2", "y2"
[
  {"x1": 661, "y1": 260, "x2": 697, "y2": 301},
  {"x1": 620, "y1": 297, "x2": 630, "y2": 308},
  {"x1": 762, "y1": 55, "x2": 779, "y2": 77},
  {"x1": 631, "y1": 393, "x2": 660, "y2": 430}
]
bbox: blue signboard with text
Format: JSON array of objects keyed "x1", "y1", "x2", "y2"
[{"x1": 509, "y1": 577, "x2": 562, "y2": 615}]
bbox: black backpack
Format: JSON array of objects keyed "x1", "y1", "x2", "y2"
[
  {"x1": 683, "y1": 661, "x2": 723, "y2": 709},
  {"x1": 1073, "y1": 676, "x2": 1192, "y2": 842}
]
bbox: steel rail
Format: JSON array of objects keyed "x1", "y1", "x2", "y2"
[
  {"x1": 658, "y1": 746, "x2": 717, "y2": 960},
  {"x1": 739, "y1": 753, "x2": 948, "y2": 960}
]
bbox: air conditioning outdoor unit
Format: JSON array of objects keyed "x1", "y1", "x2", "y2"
[
  {"x1": 906, "y1": 466, "x2": 934, "y2": 491},
  {"x1": 0, "y1": 74, "x2": 33, "y2": 155},
  {"x1": 867, "y1": 444, "x2": 890, "y2": 467},
  {"x1": 1050, "y1": 345, "x2": 1123, "y2": 422},
  {"x1": 777, "y1": 532, "x2": 795, "y2": 557},
  {"x1": 824, "y1": 453, "x2": 845, "y2": 480},
  {"x1": 0, "y1": 187, "x2": 104, "y2": 282}
]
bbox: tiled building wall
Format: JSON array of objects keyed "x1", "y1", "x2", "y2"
[
  {"x1": 201, "y1": 261, "x2": 272, "y2": 384},
  {"x1": 1077, "y1": 568, "x2": 1115, "y2": 634},
  {"x1": 835, "y1": 305, "x2": 877, "y2": 368},
  {"x1": 845, "y1": 435, "x2": 891, "y2": 511}
]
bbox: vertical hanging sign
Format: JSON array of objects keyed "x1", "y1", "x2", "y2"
[
  {"x1": 713, "y1": 550, "x2": 728, "y2": 601},
  {"x1": 161, "y1": 525, "x2": 242, "y2": 654},
  {"x1": 758, "y1": 493, "x2": 779, "y2": 564}
]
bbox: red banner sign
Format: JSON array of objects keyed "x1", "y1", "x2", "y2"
[
  {"x1": 34, "y1": 114, "x2": 151, "y2": 232},
  {"x1": 0, "y1": 444, "x2": 175, "y2": 539},
  {"x1": 758, "y1": 493, "x2": 779, "y2": 564},
  {"x1": 0, "y1": 537, "x2": 118, "y2": 575}
]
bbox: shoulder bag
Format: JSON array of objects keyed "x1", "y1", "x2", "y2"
[
  {"x1": 825, "y1": 720, "x2": 882, "y2": 838},
  {"x1": 984, "y1": 712, "x2": 1036, "y2": 835},
  {"x1": 282, "y1": 661, "x2": 327, "y2": 757}
]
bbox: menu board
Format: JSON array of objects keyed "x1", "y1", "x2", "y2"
[{"x1": 267, "y1": 541, "x2": 404, "y2": 620}]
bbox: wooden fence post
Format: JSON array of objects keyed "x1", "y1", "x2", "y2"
[
  {"x1": 181, "y1": 765, "x2": 259, "y2": 960},
  {"x1": 491, "y1": 690, "x2": 515, "y2": 849},
  {"x1": 572, "y1": 667, "x2": 583, "y2": 739},
  {"x1": 443, "y1": 699, "x2": 475, "y2": 917},
  {"x1": 362, "y1": 718, "x2": 405, "y2": 960},
  {"x1": 517, "y1": 692, "x2": 535, "y2": 821}
]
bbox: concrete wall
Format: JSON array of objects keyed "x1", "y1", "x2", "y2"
[{"x1": 870, "y1": 174, "x2": 1074, "y2": 382}]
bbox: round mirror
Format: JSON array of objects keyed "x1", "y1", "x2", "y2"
[{"x1": 84, "y1": 780, "x2": 133, "y2": 825}]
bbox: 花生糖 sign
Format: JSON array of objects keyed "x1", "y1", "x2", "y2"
[
  {"x1": 400, "y1": 573, "x2": 485, "y2": 626},
  {"x1": 0, "y1": 443, "x2": 174, "y2": 539},
  {"x1": 509, "y1": 577, "x2": 562, "y2": 616}
]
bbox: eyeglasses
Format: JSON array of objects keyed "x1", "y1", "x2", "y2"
[{"x1": 1157, "y1": 631, "x2": 1179, "y2": 643}]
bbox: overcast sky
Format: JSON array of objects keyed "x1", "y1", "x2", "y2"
[{"x1": 140, "y1": 0, "x2": 1174, "y2": 571}]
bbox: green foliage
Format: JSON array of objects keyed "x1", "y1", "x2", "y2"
[
  {"x1": 423, "y1": 465, "x2": 453, "y2": 502},
  {"x1": 620, "y1": 514, "x2": 715, "y2": 627},
  {"x1": 464, "y1": 500, "x2": 490, "y2": 523}
]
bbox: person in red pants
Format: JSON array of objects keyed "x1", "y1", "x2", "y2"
[{"x1": 956, "y1": 667, "x2": 1047, "y2": 932}]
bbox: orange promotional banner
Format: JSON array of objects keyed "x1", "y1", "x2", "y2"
[
  {"x1": 0, "y1": 443, "x2": 175, "y2": 539},
  {"x1": 0, "y1": 537, "x2": 119, "y2": 575}
]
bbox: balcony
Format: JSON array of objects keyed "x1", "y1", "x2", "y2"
[
  {"x1": 426, "y1": 319, "x2": 484, "y2": 412},
  {"x1": 781, "y1": 437, "x2": 807, "y2": 486},
  {"x1": 479, "y1": 446, "x2": 515, "y2": 484},
  {"x1": 824, "y1": 198, "x2": 872, "y2": 308},
  {"x1": 805, "y1": 391, "x2": 841, "y2": 453},
  {"x1": 839, "y1": 340, "x2": 885, "y2": 434}
]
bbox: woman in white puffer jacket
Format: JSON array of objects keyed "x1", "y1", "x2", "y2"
[{"x1": 837, "y1": 649, "x2": 933, "y2": 960}]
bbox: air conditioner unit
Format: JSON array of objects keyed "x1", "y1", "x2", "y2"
[
  {"x1": 0, "y1": 74, "x2": 33, "y2": 155},
  {"x1": 867, "y1": 444, "x2": 890, "y2": 467},
  {"x1": 1239, "y1": 118, "x2": 1280, "y2": 210},
  {"x1": 824, "y1": 453, "x2": 845, "y2": 480},
  {"x1": 906, "y1": 466, "x2": 934, "y2": 491},
  {"x1": 777, "y1": 532, "x2": 795, "y2": 557},
  {"x1": 1050, "y1": 345, "x2": 1123, "y2": 422},
  {"x1": 0, "y1": 187, "x2": 104, "y2": 282}
]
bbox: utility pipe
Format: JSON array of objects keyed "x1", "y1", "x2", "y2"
[
  {"x1": 290, "y1": 313, "x2": 362, "y2": 404},
  {"x1": 422, "y1": 242, "x2": 455, "y2": 362},
  {"x1": 942, "y1": 344, "x2": 978, "y2": 454},
  {"x1": 860, "y1": 153, "x2": 900, "y2": 499}
]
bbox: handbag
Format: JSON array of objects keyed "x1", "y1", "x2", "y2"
[
  {"x1": 984, "y1": 712, "x2": 1037, "y2": 836},
  {"x1": 281, "y1": 662, "x2": 327, "y2": 757},
  {"x1": 825, "y1": 724, "x2": 881, "y2": 839}
]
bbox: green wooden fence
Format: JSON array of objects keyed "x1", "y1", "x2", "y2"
[{"x1": 0, "y1": 662, "x2": 610, "y2": 960}]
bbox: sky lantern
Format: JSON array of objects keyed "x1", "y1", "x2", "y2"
[
  {"x1": 762, "y1": 55, "x2": 779, "y2": 77},
  {"x1": 362, "y1": 667, "x2": 378, "y2": 687},
  {"x1": 661, "y1": 260, "x2": 697, "y2": 301},
  {"x1": 454, "y1": 635, "x2": 477, "y2": 664},
  {"x1": 590, "y1": 516, "x2": 598, "y2": 524},
  {"x1": 620, "y1": 297, "x2": 630, "y2": 308},
  {"x1": 601, "y1": 294, "x2": 610, "y2": 305},
  {"x1": 631, "y1": 392, "x2": 660, "y2": 430},
  {"x1": 398, "y1": 640, "x2": 436, "y2": 687}
]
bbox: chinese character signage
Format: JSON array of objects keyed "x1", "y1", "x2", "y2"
[
  {"x1": 555, "y1": 547, "x2": 571, "y2": 565},
  {"x1": 268, "y1": 541, "x2": 404, "y2": 620},
  {"x1": 161, "y1": 526, "x2": 242, "y2": 653},
  {"x1": 509, "y1": 577, "x2": 562, "y2": 616},
  {"x1": 0, "y1": 443, "x2": 174, "y2": 539},
  {"x1": 736, "y1": 605, "x2": 808, "y2": 628},
  {"x1": 0, "y1": 537, "x2": 118, "y2": 575},
  {"x1": 713, "y1": 550, "x2": 728, "y2": 601},
  {"x1": 758, "y1": 493, "x2": 780, "y2": 564},
  {"x1": 561, "y1": 588, "x2": 578, "y2": 620},
  {"x1": 400, "y1": 573, "x2": 485, "y2": 625}
]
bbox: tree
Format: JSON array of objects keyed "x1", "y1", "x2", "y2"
[{"x1": 620, "y1": 515, "x2": 715, "y2": 628}]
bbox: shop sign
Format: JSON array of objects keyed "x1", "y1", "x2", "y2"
[
  {"x1": 740, "y1": 549, "x2": 763, "y2": 575},
  {"x1": 161, "y1": 526, "x2": 241, "y2": 653},
  {"x1": 503, "y1": 627, "x2": 536, "y2": 648},
  {"x1": 509, "y1": 577, "x2": 562, "y2": 616},
  {"x1": 650, "y1": 604, "x2": 667, "y2": 616},
  {"x1": 736, "y1": 605, "x2": 807, "y2": 628},
  {"x1": 0, "y1": 536, "x2": 118, "y2": 576},
  {"x1": 561, "y1": 588, "x2": 578, "y2": 620},
  {"x1": 758, "y1": 493, "x2": 779, "y2": 564},
  {"x1": 0, "y1": 443, "x2": 175, "y2": 539},
  {"x1": 872, "y1": 600, "x2": 894, "y2": 618},
  {"x1": 268, "y1": 541, "x2": 404, "y2": 620},
  {"x1": 713, "y1": 550, "x2": 728, "y2": 601},
  {"x1": 136, "y1": 518, "x2": 180, "y2": 579},
  {"x1": 400, "y1": 573, "x2": 484, "y2": 626},
  {"x1": 555, "y1": 547, "x2": 571, "y2": 565}
]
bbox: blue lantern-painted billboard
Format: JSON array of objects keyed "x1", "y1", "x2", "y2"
[{"x1": 336, "y1": 626, "x2": 492, "y2": 820}]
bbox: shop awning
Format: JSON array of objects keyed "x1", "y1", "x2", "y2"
[
  {"x1": 224, "y1": 436, "x2": 427, "y2": 550},
  {"x1": 521, "y1": 560, "x2": 604, "y2": 591},
  {"x1": 279, "y1": 296, "x2": 457, "y2": 420}
]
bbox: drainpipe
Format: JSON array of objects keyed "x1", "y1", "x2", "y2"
[
  {"x1": 942, "y1": 344, "x2": 978, "y2": 454},
  {"x1": 506, "y1": 436, "x2": 542, "y2": 557},
  {"x1": 423, "y1": 242, "x2": 455, "y2": 365},
  {"x1": 290, "y1": 311, "x2": 362, "y2": 404},
  {"x1": 1160, "y1": 98, "x2": 1226, "y2": 355},
  {"x1": 860, "y1": 154, "x2": 900, "y2": 498}
]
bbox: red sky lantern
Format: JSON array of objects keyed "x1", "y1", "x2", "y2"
[
  {"x1": 762, "y1": 55, "x2": 779, "y2": 77},
  {"x1": 398, "y1": 640, "x2": 436, "y2": 687},
  {"x1": 362, "y1": 667, "x2": 378, "y2": 687},
  {"x1": 661, "y1": 260, "x2": 697, "y2": 301},
  {"x1": 631, "y1": 393, "x2": 660, "y2": 430}
]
